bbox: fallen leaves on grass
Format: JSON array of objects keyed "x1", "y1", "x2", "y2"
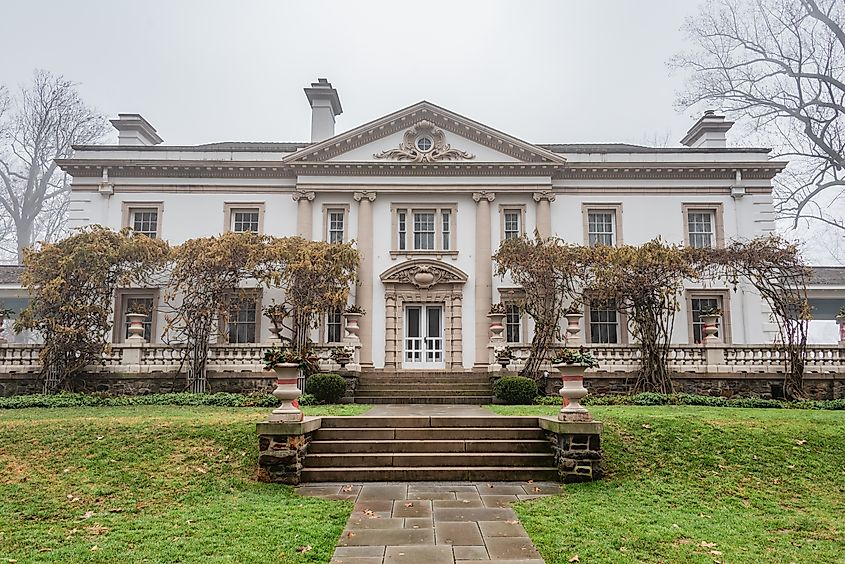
[
  {"x1": 86, "y1": 524, "x2": 109, "y2": 536},
  {"x1": 569, "y1": 555, "x2": 580, "y2": 562},
  {"x1": 296, "y1": 545, "x2": 312, "y2": 553},
  {"x1": 81, "y1": 511, "x2": 94, "y2": 520}
]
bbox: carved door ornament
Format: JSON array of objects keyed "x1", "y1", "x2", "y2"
[{"x1": 374, "y1": 120, "x2": 475, "y2": 163}]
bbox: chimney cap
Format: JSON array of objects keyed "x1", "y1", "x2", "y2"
[
  {"x1": 110, "y1": 113, "x2": 163, "y2": 145},
  {"x1": 680, "y1": 110, "x2": 734, "y2": 148},
  {"x1": 304, "y1": 78, "x2": 343, "y2": 116}
]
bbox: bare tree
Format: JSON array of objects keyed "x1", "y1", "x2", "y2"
[
  {"x1": 672, "y1": 0, "x2": 845, "y2": 233},
  {"x1": 0, "y1": 70, "x2": 107, "y2": 263}
]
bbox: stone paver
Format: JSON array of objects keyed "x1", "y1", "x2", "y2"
[{"x1": 298, "y1": 482, "x2": 556, "y2": 564}]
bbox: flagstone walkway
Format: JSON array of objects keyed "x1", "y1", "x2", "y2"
[{"x1": 297, "y1": 481, "x2": 559, "y2": 564}]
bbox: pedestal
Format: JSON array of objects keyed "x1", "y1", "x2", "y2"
[
  {"x1": 256, "y1": 418, "x2": 322, "y2": 485},
  {"x1": 539, "y1": 418, "x2": 604, "y2": 483},
  {"x1": 268, "y1": 363, "x2": 303, "y2": 422}
]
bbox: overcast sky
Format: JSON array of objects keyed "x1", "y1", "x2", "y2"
[{"x1": 0, "y1": 0, "x2": 705, "y2": 146}]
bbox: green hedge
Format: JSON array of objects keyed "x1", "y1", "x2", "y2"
[
  {"x1": 304, "y1": 373, "x2": 347, "y2": 403},
  {"x1": 533, "y1": 392, "x2": 845, "y2": 410},
  {"x1": 0, "y1": 392, "x2": 279, "y2": 409},
  {"x1": 494, "y1": 376, "x2": 538, "y2": 405}
]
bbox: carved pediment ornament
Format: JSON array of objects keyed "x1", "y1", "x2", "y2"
[
  {"x1": 374, "y1": 120, "x2": 475, "y2": 163},
  {"x1": 381, "y1": 261, "x2": 468, "y2": 289}
]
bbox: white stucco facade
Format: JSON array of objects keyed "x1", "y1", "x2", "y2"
[{"x1": 58, "y1": 83, "x2": 786, "y2": 370}]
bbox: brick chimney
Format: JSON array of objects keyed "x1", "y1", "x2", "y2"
[
  {"x1": 680, "y1": 110, "x2": 734, "y2": 148},
  {"x1": 304, "y1": 78, "x2": 343, "y2": 143},
  {"x1": 110, "y1": 114, "x2": 163, "y2": 146}
]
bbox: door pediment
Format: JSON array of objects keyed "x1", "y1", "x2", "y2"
[{"x1": 380, "y1": 259, "x2": 469, "y2": 289}]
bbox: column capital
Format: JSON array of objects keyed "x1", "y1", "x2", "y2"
[
  {"x1": 472, "y1": 191, "x2": 495, "y2": 203},
  {"x1": 292, "y1": 190, "x2": 315, "y2": 202},
  {"x1": 533, "y1": 191, "x2": 556, "y2": 202},
  {"x1": 353, "y1": 190, "x2": 377, "y2": 202}
]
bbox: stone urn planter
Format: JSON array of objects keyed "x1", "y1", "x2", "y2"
[
  {"x1": 553, "y1": 363, "x2": 591, "y2": 422},
  {"x1": 836, "y1": 310, "x2": 845, "y2": 345},
  {"x1": 125, "y1": 312, "x2": 147, "y2": 342},
  {"x1": 343, "y1": 311, "x2": 363, "y2": 342},
  {"x1": 700, "y1": 313, "x2": 720, "y2": 344},
  {"x1": 564, "y1": 311, "x2": 584, "y2": 344},
  {"x1": 268, "y1": 363, "x2": 303, "y2": 423},
  {"x1": 331, "y1": 346, "x2": 354, "y2": 369},
  {"x1": 487, "y1": 312, "x2": 506, "y2": 342}
]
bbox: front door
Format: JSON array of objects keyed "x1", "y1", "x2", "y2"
[{"x1": 404, "y1": 304, "x2": 444, "y2": 369}]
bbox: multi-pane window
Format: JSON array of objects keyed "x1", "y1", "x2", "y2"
[
  {"x1": 505, "y1": 304, "x2": 521, "y2": 343},
  {"x1": 131, "y1": 210, "x2": 159, "y2": 238},
  {"x1": 504, "y1": 211, "x2": 521, "y2": 240},
  {"x1": 232, "y1": 210, "x2": 260, "y2": 233},
  {"x1": 328, "y1": 210, "x2": 345, "y2": 244},
  {"x1": 123, "y1": 296, "x2": 154, "y2": 341},
  {"x1": 687, "y1": 211, "x2": 714, "y2": 249},
  {"x1": 691, "y1": 297, "x2": 721, "y2": 344},
  {"x1": 587, "y1": 212, "x2": 615, "y2": 246},
  {"x1": 228, "y1": 297, "x2": 257, "y2": 343},
  {"x1": 589, "y1": 301, "x2": 619, "y2": 344},
  {"x1": 326, "y1": 308, "x2": 343, "y2": 343},
  {"x1": 413, "y1": 212, "x2": 436, "y2": 250},
  {"x1": 398, "y1": 211, "x2": 407, "y2": 251},
  {"x1": 441, "y1": 211, "x2": 451, "y2": 251}
]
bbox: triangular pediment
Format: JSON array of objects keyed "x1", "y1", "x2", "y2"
[{"x1": 282, "y1": 101, "x2": 566, "y2": 165}]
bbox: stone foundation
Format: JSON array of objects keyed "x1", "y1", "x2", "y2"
[
  {"x1": 256, "y1": 418, "x2": 322, "y2": 485},
  {"x1": 542, "y1": 371, "x2": 845, "y2": 400},
  {"x1": 538, "y1": 418, "x2": 603, "y2": 483}
]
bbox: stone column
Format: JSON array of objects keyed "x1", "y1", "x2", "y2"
[
  {"x1": 533, "y1": 191, "x2": 556, "y2": 239},
  {"x1": 354, "y1": 190, "x2": 377, "y2": 367},
  {"x1": 473, "y1": 191, "x2": 495, "y2": 368},
  {"x1": 292, "y1": 190, "x2": 315, "y2": 239}
]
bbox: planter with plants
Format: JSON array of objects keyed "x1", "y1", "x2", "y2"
[
  {"x1": 262, "y1": 346, "x2": 308, "y2": 422},
  {"x1": 125, "y1": 303, "x2": 149, "y2": 342},
  {"x1": 331, "y1": 345, "x2": 355, "y2": 368},
  {"x1": 342, "y1": 304, "x2": 365, "y2": 341},
  {"x1": 263, "y1": 302, "x2": 289, "y2": 342},
  {"x1": 493, "y1": 345, "x2": 513, "y2": 369},
  {"x1": 551, "y1": 346, "x2": 599, "y2": 421},
  {"x1": 488, "y1": 303, "x2": 507, "y2": 342},
  {"x1": 698, "y1": 305, "x2": 721, "y2": 344}
]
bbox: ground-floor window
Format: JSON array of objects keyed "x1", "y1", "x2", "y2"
[
  {"x1": 589, "y1": 300, "x2": 619, "y2": 344},
  {"x1": 227, "y1": 296, "x2": 258, "y2": 343},
  {"x1": 505, "y1": 304, "x2": 521, "y2": 343}
]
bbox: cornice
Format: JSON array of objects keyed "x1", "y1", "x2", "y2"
[
  {"x1": 288, "y1": 161, "x2": 563, "y2": 177},
  {"x1": 56, "y1": 159, "x2": 295, "y2": 179},
  {"x1": 558, "y1": 162, "x2": 787, "y2": 180}
]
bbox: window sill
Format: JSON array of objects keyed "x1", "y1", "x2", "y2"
[{"x1": 390, "y1": 250, "x2": 459, "y2": 260}]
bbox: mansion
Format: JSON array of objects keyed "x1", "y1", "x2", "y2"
[{"x1": 53, "y1": 79, "x2": 789, "y2": 371}]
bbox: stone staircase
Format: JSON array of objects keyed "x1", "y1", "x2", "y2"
[
  {"x1": 354, "y1": 371, "x2": 493, "y2": 404},
  {"x1": 301, "y1": 414, "x2": 558, "y2": 482}
]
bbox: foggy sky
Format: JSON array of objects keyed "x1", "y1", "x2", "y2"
[{"x1": 0, "y1": 0, "x2": 705, "y2": 147}]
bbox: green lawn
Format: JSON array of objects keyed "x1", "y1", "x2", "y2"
[
  {"x1": 0, "y1": 405, "x2": 367, "y2": 563},
  {"x1": 490, "y1": 405, "x2": 845, "y2": 563},
  {"x1": 1, "y1": 404, "x2": 843, "y2": 563}
]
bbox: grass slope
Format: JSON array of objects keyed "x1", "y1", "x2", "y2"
[
  {"x1": 490, "y1": 405, "x2": 845, "y2": 563},
  {"x1": 0, "y1": 405, "x2": 367, "y2": 563}
]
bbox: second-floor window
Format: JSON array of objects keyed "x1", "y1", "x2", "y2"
[
  {"x1": 232, "y1": 209, "x2": 260, "y2": 233},
  {"x1": 328, "y1": 210, "x2": 345, "y2": 243},
  {"x1": 504, "y1": 210, "x2": 521, "y2": 240},
  {"x1": 131, "y1": 209, "x2": 159, "y2": 239},
  {"x1": 687, "y1": 211, "x2": 714, "y2": 248},
  {"x1": 394, "y1": 206, "x2": 456, "y2": 253},
  {"x1": 414, "y1": 212, "x2": 435, "y2": 250},
  {"x1": 587, "y1": 211, "x2": 615, "y2": 247}
]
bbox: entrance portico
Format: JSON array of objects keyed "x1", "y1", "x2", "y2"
[{"x1": 380, "y1": 260, "x2": 468, "y2": 370}]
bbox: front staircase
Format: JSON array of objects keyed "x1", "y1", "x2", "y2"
[
  {"x1": 301, "y1": 414, "x2": 558, "y2": 482},
  {"x1": 354, "y1": 371, "x2": 493, "y2": 404}
]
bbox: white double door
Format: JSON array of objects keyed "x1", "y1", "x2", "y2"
[{"x1": 403, "y1": 304, "x2": 444, "y2": 369}]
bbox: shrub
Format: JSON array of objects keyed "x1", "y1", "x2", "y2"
[
  {"x1": 0, "y1": 391, "x2": 279, "y2": 409},
  {"x1": 305, "y1": 373, "x2": 347, "y2": 403},
  {"x1": 297, "y1": 393, "x2": 316, "y2": 406},
  {"x1": 494, "y1": 376, "x2": 538, "y2": 405}
]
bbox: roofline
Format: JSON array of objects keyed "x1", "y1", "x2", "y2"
[
  {"x1": 72, "y1": 143, "x2": 309, "y2": 152},
  {"x1": 539, "y1": 144, "x2": 772, "y2": 154}
]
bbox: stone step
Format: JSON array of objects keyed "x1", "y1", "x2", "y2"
[
  {"x1": 319, "y1": 416, "x2": 541, "y2": 428},
  {"x1": 354, "y1": 395, "x2": 494, "y2": 404},
  {"x1": 302, "y1": 452, "x2": 556, "y2": 468},
  {"x1": 308, "y1": 439, "x2": 551, "y2": 454},
  {"x1": 301, "y1": 466, "x2": 560, "y2": 482},
  {"x1": 355, "y1": 389, "x2": 491, "y2": 396},
  {"x1": 358, "y1": 377, "x2": 492, "y2": 384},
  {"x1": 313, "y1": 427, "x2": 546, "y2": 441},
  {"x1": 356, "y1": 382, "x2": 492, "y2": 389}
]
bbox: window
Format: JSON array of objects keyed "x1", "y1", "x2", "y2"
[
  {"x1": 416, "y1": 136, "x2": 433, "y2": 152},
  {"x1": 122, "y1": 202, "x2": 163, "y2": 239},
  {"x1": 123, "y1": 296, "x2": 154, "y2": 341},
  {"x1": 132, "y1": 210, "x2": 159, "y2": 238},
  {"x1": 587, "y1": 212, "x2": 615, "y2": 246},
  {"x1": 224, "y1": 203, "x2": 264, "y2": 234},
  {"x1": 326, "y1": 308, "x2": 343, "y2": 343},
  {"x1": 393, "y1": 205, "x2": 457, "y2": 254},
  {"x1": 232, "y1": 210, "x2": 260, "y2": 233},
  {"x1": 398, "y1": 210, "x2": 407, "y2": 251},
  {"x1": 505, "y1": 304, "x2": 521, "y2": 343},
  {"x1": 504, "y1": 211, "x2": 521, "y2": 240},
  {"x1": 690, "y1": 297, "x2": 721, "y2": 344},
  {"x1": 582, "y1": 204, "x2": 622, "y2": 247},
  {"x1": 227, "y1": 296, "x2": 258, "y2": 343},
  {"x1": 441, "y1": 211, "x2": 451, "y2": 251},
  {"x1": 328, "y1": 209, "x2": 345, "y2": 244},
  {"x1": 683, "y1": 204, "x2": 723, "y2": 249},
  {"x1": 589, "y1": 301, "x2": 619, "y2": 344},
  {"x1": 413, "y1": 212, "x2": 435, "y2": 250}
]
